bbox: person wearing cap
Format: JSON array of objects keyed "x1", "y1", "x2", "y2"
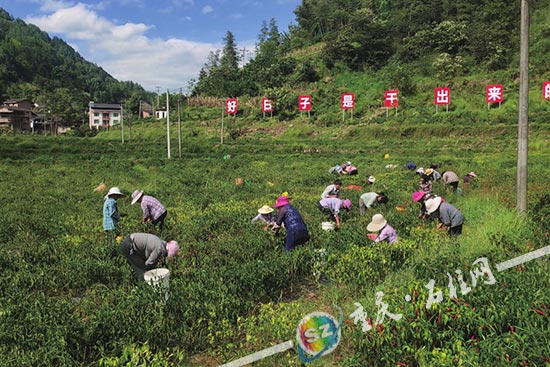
[
  {"x1": 103, "y1": 187, "x2": 126, "y2": 234},
  {"x1": 131, "y1": 190, "x2": 168, "y2": 231},
  {"x1": 463, "y1": 171, "x2": 477, "y2": 184},
  {"x1": 442, "y1": 171, "x2": 460, "y2": 192},
  {"x1": 358, "y1": 192, "x2": 389, "y2": 215},
  {"x1": 321, "y1": 180, "x2": 342, "y2": 199},
  {"x1": 317, "y1": 198, "x2": 352, "y2": 228},
  {"x1": 367, "y1": 214, "x2": 398, "y2": 244},
  {"x1": 272, "y1": 196, "x2": 310, "y2": 251},
  {"x1": 425, "y1": 196, "x2": 464, "y2": 236},
  {"x1": 252, "y1": 205, "x2": 276, "y2": 230},
  {"x1": 120, "y1": 232, "x2": 180, "y2": 281}
]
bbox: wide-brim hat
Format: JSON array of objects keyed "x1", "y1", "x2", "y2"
[
  {"x1": 258, "y1": 205, "x2": 274, "y2": 214},
  {"x1": 368, "y1": 176, "x2": 376, "y2": 183},
  {"x1": 412, "y1": 191, "x2": 426, "y2": 202},
  {"x1": 367, "y1": 213, "x2": 387, "y2": 232},
  {"x1": 425, "y1": 196, "x2": 443, "y2": 214},
  {"x1": 468, "y1": 171, "x2": 477, "y2": 177},
  {"x1": 416, "y1": 167, "x2": 425, "y2": 174},
  {"x1": 274, "y1": 195, "x2": 290, "y2": 208},
  {"x1": 105, "y1": 187, "x2": 124, "y2": 200},
  {"x1": 425, "y1": 168, "x2": 434, "y2": 175},
  {"x1": 131, "y1": 190, "x2": 144, "y2": 205}
]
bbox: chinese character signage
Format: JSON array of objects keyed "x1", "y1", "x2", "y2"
[
  {"x1": 225, "y1": 98, "x2": 238, "y2": 115},
  {"x1": 298, "y1": 95, "x2": 312, "y2": 111},
  {"x1": 341, "y1": 93, "x2": 355, "y2": 110},
  {"x1": 261, "y1": 97, "x2": 273, "y2": 113},
  {"x1": 543, "y1": 82, "x2": 550, "y2": 100},
  {"x1": 434, "y1": 87, "x2": 450, "y2": 105},
  {"x1": 485, "y1": 84, "x2": 503, "y2": 103},
  {"x1": 384, "y1": 90, "x2": 399, "y2": 107}
]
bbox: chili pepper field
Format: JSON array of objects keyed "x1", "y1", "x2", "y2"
[{"x1": 0, "y1": 118, "x2": 549, "y2": 366}]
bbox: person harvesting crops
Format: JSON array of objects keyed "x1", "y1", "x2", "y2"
[
  {"x1": 358, "y1": 192, "x2": 388, "y2": 215},
  {"x1": 425, "y1": 196, "x2": 465, "y2": 236},
  {"x1": 272, "y1": 196, "x2": 310, "y2": 251},
  {"x1": 120, "y1": 232, "x2": 180, "y2": 281},
  {"x1": 251, "y1": 205, "x2": 276, "y2": 231},
  {"x1": 321, "y1": 179, "x2": 342, "y2": 199},
  {"x1": 103, "y1": 187, "x2": 126, "y2": 234},
  {"x1": 442, "y1": 171, "x2": 460, "y2": 193},
  {"x1": 317, "y1": 198, "x2": 352, "y2": 228},
  {"x1": 131, "y1": 190, "x2": 168, "y2": 230},
  {"x1": 367, "y1": 213, "x2": 398, "y2": 244}
]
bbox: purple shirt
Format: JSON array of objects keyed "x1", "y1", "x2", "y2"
[
  {"x1": 375, "y1": 224, "x2": 398, "y2": 244},
  {"x1": 140, "y1": 195, "x2": 166, "y2": 221}
]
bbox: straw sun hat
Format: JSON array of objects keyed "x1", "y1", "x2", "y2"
[
  {"x1": 131, "y1": 190, "x2": 144, "y2": 205},
  {"x1": 425, "y1": 196, "x2": 443, "y2": 214},
  {"x1": 367, "y1": 214, "x2": 387, "y2": 232},
  {"x1": 258, "y1": 205, "x2": 274, "y2": 214},
  {"x1": 104, "y1": 187, "x2": 124, "y2": 200}
]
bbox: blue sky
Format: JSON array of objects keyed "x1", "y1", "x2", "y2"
[{"x1": 0, "y1": 0, "x2": 301, "y2": 92}]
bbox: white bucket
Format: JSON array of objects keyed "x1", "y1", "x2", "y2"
[
  {"x1": 321, "y1": 222, "x2": 335, "y2": 231},
  {"x1": 144, "y1": 268, "x2": 170, "y2": 301}
]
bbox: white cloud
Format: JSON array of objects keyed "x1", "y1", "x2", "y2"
[
  {"x1": 202, "y1": 5, "x2": 213, "y2": 14},
  {"x1": 24, "y1": 2, "x2": 219, "y2": 92}
]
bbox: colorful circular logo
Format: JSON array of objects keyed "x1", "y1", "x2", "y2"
[{"x1": 296, "y1": 310, "x2": 342, "y2": 362}]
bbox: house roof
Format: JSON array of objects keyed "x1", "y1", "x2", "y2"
[{"x1": 89, "y1": 102, "x2": 122, "y2": 110}]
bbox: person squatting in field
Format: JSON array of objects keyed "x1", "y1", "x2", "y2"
[
  {"x1": 272, "y1": 195, "x2": 310, "y2": 251},
  {"x1": 131, "y1": 190, "x2": 168, "y2": 230},
  {"x1": 120, "y1": 232, "x2": 180, "y2": 281},
  {"x1": 317, "y1": 197, "x2": 352, "y2": 228}
]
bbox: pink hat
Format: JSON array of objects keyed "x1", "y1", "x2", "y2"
[
  {"x1": 166, "y1": 240, "x2": 180, "y2": 258},
  {"x1": 343, "y1": 199, "x2": 352, "y2": 209},
  {"x1": 412, "y1": 191, "x2": 426, "y2": 202},
  {"x1": 274, "y1": 195, "x2": 290, "y2": 208}
]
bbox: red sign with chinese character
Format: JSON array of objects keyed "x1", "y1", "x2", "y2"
[
  {"x1": 225, "y1": 98, "x2": 238, "y2": 115},
  {"x1": 384, "y1": 90, "x2": 399, "y2": 107},
  {"x1": 434, "y1": 87, "x2": 450, "y2": 105},
  {"x1": 543, "y1": 82, "x2": 550, "y2": 100},
  {"x1": 341, "y1": 93, "x2": 355, "y2": 110},
  {"x1": 261, "y1": 97, "x2": 273, "y2": 113},
  {"x1": 298, "y1": 95, "x2": 312, "y2": 111},
  {"x1": 485, "y1": 84, "x2": 503, "y2": 103}
]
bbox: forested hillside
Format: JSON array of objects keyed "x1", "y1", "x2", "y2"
[
  {"x1": 192, "y1": 0, "x2": 550, "y2": 119},
  {"x1": 0, "y1": 8, "x2": 153, "y2": 127}
]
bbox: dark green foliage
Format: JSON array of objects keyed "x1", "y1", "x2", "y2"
[{"x1": 0, "y1": 9, "x2": 153, "y2": 127}]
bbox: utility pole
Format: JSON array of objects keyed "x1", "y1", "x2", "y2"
[
  {"x1": 241, "y1": 47, "x2": 246, "y2": 67},
  {"x1": 177, "y1": 88, "x2": 182, "y2": 159},
  {"x1": 166, "y1": 89, "x2": 171, "y2": 159},
  {"x1": 155, "y1": 86, "x2": 161, "y2": 117},
  {"x1": 517, "y1": 0, "x2": 529, "y2": 214}
]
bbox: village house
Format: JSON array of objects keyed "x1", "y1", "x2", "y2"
[
  {"x1": 0, "y1": 98, "x2": 36, "y2": 132},
  {"x1": 88, "y1": 101, "x2": 123, "y2": 129},
  {"x1": 155, "y1": 107, "x2": 167, "y2": 119}
]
